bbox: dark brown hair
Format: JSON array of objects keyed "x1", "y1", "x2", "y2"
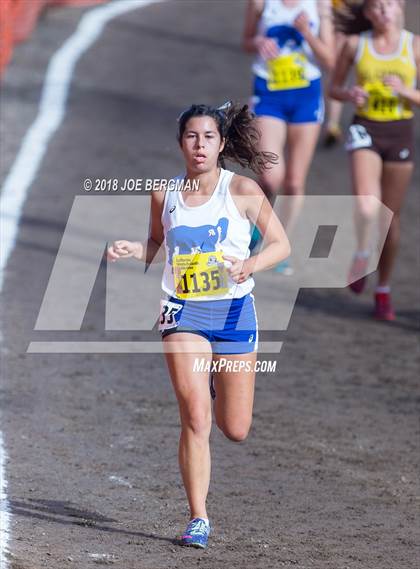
[
  {"x1": 334, "y1": 0, "x2": 373, "y2": 34},
  {"x1": 177, "y1": 103, "x2": 278, "y2": 174}
]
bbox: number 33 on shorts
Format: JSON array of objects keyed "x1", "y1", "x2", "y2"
[
  {"x1": 159, "y1": 299, "x2": 183, "y2": 331},
  {"x1": 345, "y1": 124, "x2": 373, "y2": 151}
]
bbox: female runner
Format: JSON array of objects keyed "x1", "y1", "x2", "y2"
[
  {"x1": 329, "y1": 0, "x2": 419, "y2": 319},
  {"x1": 242, "y1": 0, "x2": 334, "y2": 273},
  {"x1": 107, "y1": 103, "x2": 290, "y2": 547}
]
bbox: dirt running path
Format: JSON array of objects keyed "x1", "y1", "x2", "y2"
[{"x1": 1, "y1": 1, "x2": 419, "y2": 568}]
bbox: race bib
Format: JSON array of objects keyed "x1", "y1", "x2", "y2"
[
  {"x1": 158, "y1": 299, "x2": 183, "y2": 331},
  {"x1": 267, "y1": 53, "x2": 309, "y2": 91},
  {"x1": 345, "y1": 124, "x2": 373, "y2": 151},
  {"x1": 173, "y1": 251, "x2": 228, "y2": 299},
  {"x1": 363, "y1": 81, "x2": 401, "y2": 121}
]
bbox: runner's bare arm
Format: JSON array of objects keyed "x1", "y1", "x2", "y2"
[
  {"x1": 242, "y1": 0, "x2": 263, "y2": 52},
  {"x1": 242, "y1": 0, "x2": 279, "y2": 59},
  {"x1": 107, "y1": 190, "x2": 165, "y2": 263},
  {"x1": 384, "y1": 34, "x2": 420, "y2": 106},
  {"x1": 144, "y1": 188, "x2": 166, "y2": 262},
  {"x1": 230, "y1": 176, "x2": 290, "y2": 275},
  {"x1": 329, "y1": 35, "x2": 367, "y2": 105},
  {"x1": 294, "y1": 0, "x2": 335, "y2": 70}
]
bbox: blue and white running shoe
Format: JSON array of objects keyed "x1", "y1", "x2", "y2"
[{"x1": 181, "y1": 518, "x2": 211, "y2": 549}]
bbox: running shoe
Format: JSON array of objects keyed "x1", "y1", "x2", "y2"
[
  {"x1": 274, "y1": 258, "x2": 294, "y2": 276},
  {"x1": 180, "y1": 518, "x2": 211, "y2": 549},
  {"x1": 374, "y1": 292, "x2": 395, "y2": 321},
  {"x1": 348, "y1": 255, "x2": 369, "y2": 294},
  {"x1": 323, "y1": 124, "x2": 342, "y2": 148}
]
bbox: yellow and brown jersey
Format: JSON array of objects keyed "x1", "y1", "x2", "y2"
[{"x1": 355, "y1": 29, "x2": 416, "y2": 121}]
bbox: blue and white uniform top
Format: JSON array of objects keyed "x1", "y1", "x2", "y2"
[
  {"x1": 253, "y1": 0, "x2": 321, "y2": 83},
  {"x1": 161, "y1": 168, "x2": 255, "y2": 301}
]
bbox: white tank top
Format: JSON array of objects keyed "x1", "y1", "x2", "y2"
[
  {"x1": 253, "y1": 0, "x2": 321, "y2": 82},
  {"x1": 161, "y1": 168, "x2": 255, "y2": 301}
]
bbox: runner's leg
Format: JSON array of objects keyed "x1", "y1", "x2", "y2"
[
  {"x1": 350, "y1": 149, "x2": 382, "y2": 252},
  {"x1": 256, "y1": 116, "x2": 286, "y2": 204},
  {"x1": 324, "y1": 32, "x2": 345, "y2": 146},
  {"x1": 163, "y1": 332, "x2": 213, "y2": 520},
  {"x1": 212, "y1": 352, "x2": 257, "y2": 442},
  {"x1": 377, "y1": 161, "x2": 413, "y2": 286},
  {"x1": 281, "y1": 122, "x2": 320, "y2": 233}
]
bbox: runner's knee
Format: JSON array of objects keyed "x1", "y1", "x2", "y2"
[
  {"x1": 218, "y1": 420, "x2": 251, "y2": 443},
  {"x1": 356, "y1": 195, "x2": 381, "y2": 220},
  {"x1": 181, "y1": 409, "x2": 212, "y2": 439}
]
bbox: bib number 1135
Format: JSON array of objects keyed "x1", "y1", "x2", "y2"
[{"x1": 173, "y1": 251, "x2": 228, "y2": 299}]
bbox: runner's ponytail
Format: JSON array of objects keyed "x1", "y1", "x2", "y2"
[{"x1": 221, "y1": 103, "x2": 278, "y2": 174}]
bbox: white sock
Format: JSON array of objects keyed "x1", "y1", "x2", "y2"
[{"x1": 376, "y1": 285, "x2": 390, "y2": 294}]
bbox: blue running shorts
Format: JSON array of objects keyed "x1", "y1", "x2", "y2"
[
  {"x1": 251, "y1": 76, "x2": 324, "y2": 124},
  {"x1": 159, "y1": 293, "x2": 258, "y2": 355}
]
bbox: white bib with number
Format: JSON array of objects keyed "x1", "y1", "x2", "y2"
[
  {"x1": 345, "y1": 124, "x2": 373, "y2": 152},
  {"x1": 158, "y1": 299, "x2": 183, "y2": 331},
  {"x1": 252, "y1": 0, "x2": 321, "y2": 83}
]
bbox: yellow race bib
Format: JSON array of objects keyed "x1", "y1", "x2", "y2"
[
  {"x1": 363, "y1": 81, "x2": 401, "y2": 121},
  {"x1": 173, "y1": 251, "x2": 228, "y2": 299},
  {"x1": 267, "y1": 53, "x2": 309, "y2": 91}
]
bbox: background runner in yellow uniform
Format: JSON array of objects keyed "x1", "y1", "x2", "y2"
[{"x1": 330, "y1": 0, "x2": 419, "y2": 320}]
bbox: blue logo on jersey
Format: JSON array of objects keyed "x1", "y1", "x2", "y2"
[
  {"x1": 266, "y1": 23, "x2": 314, "y2": 53},
  {"x1": 166, "y1": 217, "x2": 229, "y2": 263}
]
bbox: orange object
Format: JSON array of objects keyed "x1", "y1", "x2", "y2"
[
  {"x1": 49, "y1": 0, "x2": 104, "y2": 5},
  {"x1": 13, "y1": 0, "x2": 48, "y2": 44},
  {"x1": 0, "y1": 0, "x2": 105, "y2": 78},
  {"x1": 0, "y1": 0, "x2": 14, "y2": 74}
]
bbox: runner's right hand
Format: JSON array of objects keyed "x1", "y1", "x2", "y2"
[
  {"x1": 107, "y1": 240, "x2": 142, "y2": 262},
  {"x1": 347, "y1": 86, "x2": 368, "y2": 107},
  {"x1": 254, "y1": 36, "x2": 280, "y2": 60}
]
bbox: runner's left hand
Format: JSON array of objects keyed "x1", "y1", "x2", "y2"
[
  {"x1": 383, "y1": 74, "x2": 406, "y2": 96},
  {"x1": 294, "y1": 11, "x2": 311, "y2": 36},
  {"x1": 223, "y1": 255, "x2": 252, "y2": 284}
]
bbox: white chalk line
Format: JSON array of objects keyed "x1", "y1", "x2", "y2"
[{"x1": 0, "y1": 2, "x2": 160, "y2": 566}]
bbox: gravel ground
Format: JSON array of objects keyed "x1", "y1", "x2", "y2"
[{"x1": 1, "y1": 1, "x2": 419, "y2": 568}]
